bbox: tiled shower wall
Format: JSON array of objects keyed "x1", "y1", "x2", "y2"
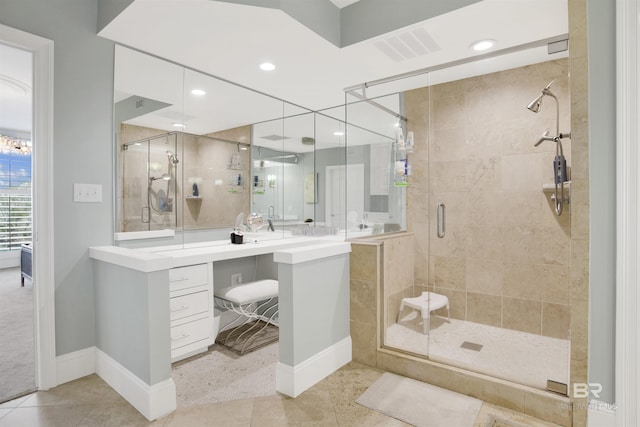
[
  {"x1": 406, "y1": 59, "x2": 572, "y2": 339},
  {"x1": 120, "y1": 124, "x2": 251, "y2": 231}
]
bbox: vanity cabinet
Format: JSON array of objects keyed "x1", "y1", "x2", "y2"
[{"x1": 169, "y1": 263, "x2": 214, "y2": 362}]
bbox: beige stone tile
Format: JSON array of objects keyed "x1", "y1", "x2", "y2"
[
  {"x1": 350, "y1": 321, "x2": 377, "y2": 367},
  {"x1": 0, "y1": 409, "x2": 11, "y2": 421},
  {"x1": 164, "y1": 399, "x2": 253, "y2": 426},
  {"x1": 20, "y1": 375, "x2": 121, "y2": 408},
  {"x1": 569, "y1": 122, "x2": 589, "y2": 180},
  {"x1": 570, "y1": 178, "x2": 590, "y2": 241},
  {"x1": 542, "y1": 264, "x2": 570, "y2": 304},
  {"x1": 350, "y1": 279, "x2": 377, "y2": 326},
  {"x1": 430, "y1": 223, "x2": 468, "y2": 258},
  {"x1": 433, "y1": 256, "x2": 466, "y2": 290},
  {"x1": 465, "y1": 375, "x2": 525, "y2": 413},
  {"x1": 467, "y1": 156, "x2": 502, "y2": 192},
  {"x1": 467, "y1": 225, "x2": 503, "y2": 262},
  {"x1": 0, "y1": 405, "x2": 96, "y2": 427},
  {"x1": 430, "y1": 160, "x2": 468, "y2": 193},
  {"x1": 501, "y1": 191, "x2": 542, "y2": 227},
  {"x1": 569, "y1": 0, "x2": 588, "y2": 59},
  {"x1": 503, "y1": 297, "x2": 541, "y2": 334},
  {"x1": 501, "y1": 153, "x2": 544, "y2": 192},
  {"x1": 466, "y1": 126, "x2": 504, "y2": 160},
  {"x1": 432, "y1": 128, "x2": 467, "y2": 162},
  {"x1": 251, "y1": 390, "x2": 338, "y2": 427},
  {"x1": 467, "y1": 292, "x2": 501, "y2": 327},
  {"x1": 523, "y1": 391, "x2": 572, "y2": 427},
  {"x1": 383, "y1": 235, "x2": 414, "y2": 295},
  {"x1": 467, "y1": 191, "x2": 504, "y2": 227},
  {"x1": 0, "y1": 395, "x2": 30, "y2": 409},
  {"x1": 501, "y1": 225, "x2": 543, "y2": 265},
  {"x1": 430, "y1": 192, "x2": 468, "y2": 226},
  {"x1": 542, "y1": 303, "x2": 570, "y2": 340},
  {"x1": 78, "y1": 396, "x2": 164, "y2": 426},
  {"x1": 570, "y1": 57, "x2": 589, "y2": 127},
  {"x1": 431, "y1": 94, "x2": 466, "y2": 130},
  {"x1": 503, "y1": 263, "x2": 542, "y2": 301},
  {"x1": 350, "y1": 244, "x2": 379, "y2": 283},
  {"x1": 474, "y1": 402, "x2": 565, "y2": 427},
  {"x1": 465, "y1": 258, "x2": 503, "y2": 297},
  {"x1": 432, "y1": 287, "x2": 465, "y2": 320},
  {"x1": 570, "y1": 238, "x2": 590, "y2": 303}
]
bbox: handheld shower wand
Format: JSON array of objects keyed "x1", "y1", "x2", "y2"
[{"x1": 526, "y1": 79, "x2": 571, "y2": 216}]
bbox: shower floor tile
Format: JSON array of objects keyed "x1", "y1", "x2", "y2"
[{"x1": 386, "y1": 314, "x2": 569, "y2": 390}]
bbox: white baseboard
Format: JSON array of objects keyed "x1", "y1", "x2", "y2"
[
  {"x1": 277, "y1": 336, "x2": 352, "y2": 398},
  {"x1": 95, "y1": 348, "x2": 176, "y2": 421},
  {"x1": 588, "y1": 400, "x2": 616, "y2": 427},
  {"x1": 56, "y1": 347, "x2": 96, "y2": 386}
]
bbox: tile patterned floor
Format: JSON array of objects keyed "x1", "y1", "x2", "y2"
[
  {"x1": 387, "y1": 314, "x2": 569, "y2": 390},
  {"x1": 0, "y1": 362, "x2": 562, "y2": 426}
]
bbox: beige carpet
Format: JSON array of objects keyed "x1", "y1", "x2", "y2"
[
  {"x1": 356, "y1": 372, "x2": 483, "y2": 427},
  {"x1": 0, "y1": 267, "x2": 35, "y2": 403},
  {"x1": 172, "y1": 340, "x2": 278, "y2": 407}
]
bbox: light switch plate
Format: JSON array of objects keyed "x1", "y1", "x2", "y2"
[{"x1": 74, "y1": 183, "x2": 102, "y2": 203}]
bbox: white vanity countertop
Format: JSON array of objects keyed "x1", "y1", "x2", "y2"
[{"x1": 90, "y1": 236, "x2": 350, "y2": 271}]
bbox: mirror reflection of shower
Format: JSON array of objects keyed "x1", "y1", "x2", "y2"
[
  {"x1": 122, "y1": 132, "x2": 180, "y2": 228},
  {"x1": 526, "y1": 79, "x2": 571, "y2": 216}
]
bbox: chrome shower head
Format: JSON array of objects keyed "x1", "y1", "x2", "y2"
[
  {"x1": 526, "y1": 79, "x2": 557, "y2": 113},
  {"x1": 166, "y1": 151, "x2": 179, "y2": 165},
  {"x1": 527, "y1": 94, "x2": 544, "y2": 113}
]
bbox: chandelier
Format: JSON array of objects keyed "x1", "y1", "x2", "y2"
[{"x1": 0, "y1": 135, "x2": 31, "y2": 155}]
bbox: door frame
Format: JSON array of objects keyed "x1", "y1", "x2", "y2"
[
  {"x1": 616, "y1": 0, "x2": 639, "y2": 425},
  {"x1": 0, "y1": 23, "x2": 56, "y2": 391}
]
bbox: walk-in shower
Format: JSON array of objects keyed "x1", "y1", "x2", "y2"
[
  {"x1": 346, "y1": 56, "x2": 573, "y2": 397},
  {"x1": 120, "y1": 132, "x2": 180, "y2": 231}
]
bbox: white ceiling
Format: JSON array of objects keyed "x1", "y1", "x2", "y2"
[
  {"x1": 102, "y1": 0, "x2": 569, "y2": 152},
  {"x1": 0, "y1": 43, "x2": 32, "y2": 135}
]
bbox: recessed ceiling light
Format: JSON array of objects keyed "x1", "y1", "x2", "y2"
[
  {"x1": 259, "y1": 62, "x2": 276, "y2": 71},
  {"x1": 191, "y1": 89, "x2": 206, "y2": 96},
  {"x1": 172, "y1": 123, "x2": 186, "y2": 128},
  {"x1": 470, "y1": 39, "x2": 495, "y2": 52},
  {"x1": 333, "y1": 131, "x2": 344, "y2": 136}
]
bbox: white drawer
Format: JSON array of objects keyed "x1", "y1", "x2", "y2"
[
  {"x1": 170, "y1": 316, "x2": 210, "y2": 351},
  {"x1": 170, "y1": 290, "x2": 209, "y2": 322},
  {"x1": 169, "y1": 264, "x2": 208, "y2": 291}
]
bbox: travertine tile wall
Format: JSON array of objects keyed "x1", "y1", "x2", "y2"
[
  {"x1": 405, "y1": 59, "x2": 572, "y2": 340},
  {"x1": 120, "y1": 124, "x2": 182, "y2": 232},
  {"x1": 567, "y1": 0, "x2": 589, "y2": 424},
  {"x1": 120, "y1": 124, "x2": 251, "y2": 231}
]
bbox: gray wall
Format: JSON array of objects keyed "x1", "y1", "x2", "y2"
[
  {"x1": 277, "y1": 253, "x2": 350, "y2": 365},
  {"x1": 93, "y1": 262, "x2": 171, "y2": 384},
  {"x1": 0, "y1": 0, "x2": 115, "y2": 356},
  {"x1": 587, "y1": 0, "x2": 616, "y2": 404}
]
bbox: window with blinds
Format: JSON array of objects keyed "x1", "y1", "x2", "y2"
[{"x1": 0, "y1": 145, "x2": 32, "y2": 252}]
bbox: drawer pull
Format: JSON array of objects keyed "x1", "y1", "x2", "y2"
[
  {"x1": 171, "y1": 305, "x2": 189, "y2": 313},
  {"x1": 171, "y1": 333, "x2": 190, "y2": 342},
  {"x1": 172, "y1": 277, "x2": 189, "y2": 282}
]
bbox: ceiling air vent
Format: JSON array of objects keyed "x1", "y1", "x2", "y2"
[
  {"x1": 260, "y1": 134, "x2": 290, "y2": 141},
  {"x1": 374, "y1": 26, "x2": 442, "y2": 62}
]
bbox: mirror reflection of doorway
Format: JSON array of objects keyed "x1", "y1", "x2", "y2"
[
  {"x1": 325, "y1": 163, "x2": 364, "y2": 230},
  {"x1": 0, "y1": 42, "x2": 36, "y2": 403}
]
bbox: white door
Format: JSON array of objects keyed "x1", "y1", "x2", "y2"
[{"x1": 325, "y1": 163, "x2": 364, "y2": 230}]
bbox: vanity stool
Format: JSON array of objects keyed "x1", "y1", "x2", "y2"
[
  {"x1": 214, "y1": 279, "x2": 279, "y2": 354},
  {"x1": 398, "y1": 291, "x2": 450, "y2": 335}
]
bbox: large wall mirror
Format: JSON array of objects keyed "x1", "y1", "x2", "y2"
[{"x1": 114, "y1": 45, "x2": 406, "y2": 247}]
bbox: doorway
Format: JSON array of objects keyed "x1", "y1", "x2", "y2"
[
  {"x1": 325, "y1": 163, "x2": 364, "y2": 230},
  {"x1": 0, "y1": 23, "x2": 56, "y2": 397}
]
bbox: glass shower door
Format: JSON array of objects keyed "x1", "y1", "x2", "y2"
[{"x1": 121, "y1": 132, "x2": 179, "y2": 232}]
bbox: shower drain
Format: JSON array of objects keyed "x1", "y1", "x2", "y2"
[{"x1": 460, "y1": 341, "x2": 483, "y2": 351}]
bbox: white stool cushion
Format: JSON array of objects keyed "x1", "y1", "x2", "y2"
[{"x1": 215, "y1": 279, "x2": 278, "y2": 305}]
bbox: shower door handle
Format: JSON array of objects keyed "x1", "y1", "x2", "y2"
[
  {"x1": 141, "y1": 205, "x2": 150, "y2": 224},
  {"x1": 437, "y1": 203, "x2": 446, "y2": 238}
]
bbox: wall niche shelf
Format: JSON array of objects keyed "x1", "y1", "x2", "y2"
[{"x1": 542, "y1": 180, "x2": 571, "y2": 204}]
